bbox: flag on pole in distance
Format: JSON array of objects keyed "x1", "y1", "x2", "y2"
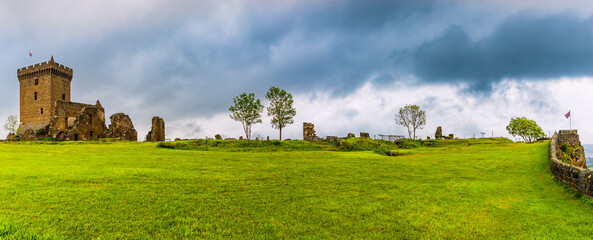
[
  {"x1": 565, "y1": 111, "x2": 571, "y2": 119},
  {"x1": 28, "y1": 51, "x2": 32, "y2": 57}
]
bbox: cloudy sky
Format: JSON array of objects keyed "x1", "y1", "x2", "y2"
[{"x1": 2, "y1": 0, "x2": 593, "y2": 143}]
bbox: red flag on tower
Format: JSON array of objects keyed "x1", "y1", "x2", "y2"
[
  {"x1": 565, "y1": 111, "x2": 571, "y2": 119},
  {"x1": 28, "y1": 51, "x2": 32, "y2": 57}
]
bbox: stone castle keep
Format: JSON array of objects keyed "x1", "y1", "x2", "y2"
[{"x1": 14, "y1": 57, "x2": 164, "y2": 141}]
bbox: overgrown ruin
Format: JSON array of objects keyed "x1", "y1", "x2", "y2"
[
  {"x1": 555, "y1": 130, "x2": 586, "y2": 168},
  {"x1": 15, "y1": 57, "x2": 138, "y2": 141}
]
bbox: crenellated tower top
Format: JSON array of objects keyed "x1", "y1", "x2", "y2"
[{"x1": 17, "y1": 56, "x2": 73, "y2": 80}]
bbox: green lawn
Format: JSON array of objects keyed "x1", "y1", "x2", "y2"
[{"x1": 0, "y1": 140, "x2": 591, "y2": 239}]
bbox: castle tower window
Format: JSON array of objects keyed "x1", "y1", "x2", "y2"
[
  {"x1": 40, "y1": 108, "x2": 43, "y2": 114},
  {"x1": 35, "y1": 79, "x2": 38, "y2": 86},
  {"x1": 89, "y1": 115, "x2": 92, "y2": 125},
  {"x1": 34, "y1": 92, "x2": 37, "y2": 100},
  {"x1": 90, "y1": 131, "x2": 93, "y2": 137},
  {"x1": 62, "y1": 94, "x2": 65, "y2": 100}
]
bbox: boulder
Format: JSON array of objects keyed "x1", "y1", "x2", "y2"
[{"x1": 215, "y1": 134, "x2": 222, "y2": 140}]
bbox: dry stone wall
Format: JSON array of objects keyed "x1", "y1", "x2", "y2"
[{"x1": 549, "y1": 132, "x2": 593, "y2": 197}]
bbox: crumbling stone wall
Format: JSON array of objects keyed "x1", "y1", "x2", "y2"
[
  {"x1": 109, "y1": 113, "x2": 138, "y2": 141},
  {"x1": 146, "y1": 116, "x2": 165, "y2": 142},
  {"x1": 556, "y1": 130, "x2": 586, "y2": 168},
  {"x1": 326, "y1": 136, "x2": 338, "y2": 142},
  {"x1": 549, "y1": 131, "x2": 593, "y2": 197},
  {"x1": 360, "y1": 132, "x2": 370, "y2": 138},
  {"x1": 303, "y1": 122, "x2": 318, "y2": 141},
  {"x1": 435, "y1": 126, "x2": 442, "y2": 139},
  {"x1": 558, "y1": 130, "x2": 580, "y2": 146}
]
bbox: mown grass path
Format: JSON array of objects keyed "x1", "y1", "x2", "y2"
[{"x1": 0, "y1": 141, "x2": 591, "y2": 239}]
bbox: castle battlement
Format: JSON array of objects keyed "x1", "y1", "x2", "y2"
[{"x1": 17, "y1": 56, "x2": 73, "y2": 79}]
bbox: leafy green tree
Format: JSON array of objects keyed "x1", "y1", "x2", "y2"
[
  {"x1": 395, "y1": 104, "x2": 426, "y2": 140},
  {"x1": 506, "y1": 117, "x2": 545, "y2": 142},
  {"x1": 265, "y1": 87, "x2": 296, "y2": 140},
  {"x1": 3, "y1": 114, "x2": 18, "y2": 135},
  {"x1": 229, "y1": 93, "x2": 264, "y2": 142}
]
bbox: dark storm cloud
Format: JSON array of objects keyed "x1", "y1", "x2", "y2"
[
  {"x1": 57, "y1": 0, "x2": 448, "y2": 120},
  {"x1": 397, "y1": 14, "x2": 593, "y2": 91},
  {"x1": 4, "y1": 0, "x2": 593, "y2": 136}
]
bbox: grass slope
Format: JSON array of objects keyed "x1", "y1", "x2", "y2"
[{"x1": 0, "y1": 140, "x2": 591, "y2": 239}]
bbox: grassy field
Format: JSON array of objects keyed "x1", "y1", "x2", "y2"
[{"x1": 0, "y1": 140, "x2": 592, "y2": 239}]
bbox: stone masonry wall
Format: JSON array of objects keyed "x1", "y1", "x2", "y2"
[
  {"x1": 303, "y1": 122, "x2": 318, "y2": 141},
  {"x1": 549, "y1": 132, "x2": 593, "y2": 197},
  {"x1": 18, "y1": 57, "x2": 72, "y2": 131},
  {"x1": 146, "y1": 116, "x2": 165, "y2": 142}
]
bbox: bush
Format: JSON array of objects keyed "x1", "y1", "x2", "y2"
[{"x1": 397, "y1": 139, "x2": 420, "y2": 149}]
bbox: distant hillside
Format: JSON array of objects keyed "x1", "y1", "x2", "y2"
[
  {"x1": 582, "y1": 144, "x2": 593, "y2": 169},
  {"x1": 584, "y1": 144, "x2": 593, "y2": 157}
]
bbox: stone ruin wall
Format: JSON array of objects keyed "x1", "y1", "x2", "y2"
[
  {"x1": 558, "y1": 130, "x2": 580, "y2": 146},
  {"x1": 146, "y1": 116, "x2": 165, "y2": 142},
  {"x1": 303, "y1": 122, "x2": 318, "y2": 141},
  {"x1": 549, "y1": 131, "x2": 593, "y2": 197}
]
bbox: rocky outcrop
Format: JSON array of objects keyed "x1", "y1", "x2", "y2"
[
  {"x1": 215, "y1": 134, "x2": 222, "y2": 140},
  {"x1": 146, "y1": 116, "x2": 165, "y2": 142},
  {"x1": 109, "y1": 113, "x2": 137, "y2": 141},
  {"x1": 347, "y1": 133, "x2": 355, "y2": 138},
  {"x1": 360, "y1": 132, "x2": 370, "y2": 138}
]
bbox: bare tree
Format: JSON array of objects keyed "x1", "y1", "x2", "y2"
[
  {"x1": 265, "y1": 87, "x2": 296, "y2": 140},
  {"x1": 395, "y1": 105, "x2": 426, "y2": 139},
  {"x1": 3, "y1": 114, "x2": 18, "y2": 135}
]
